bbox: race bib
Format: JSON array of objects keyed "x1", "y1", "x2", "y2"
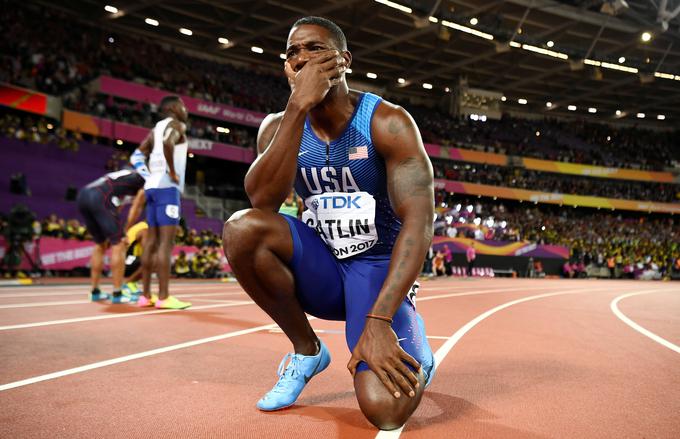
[{"x1": 302, "y1": 191, "x2": 377, "y2": 259}]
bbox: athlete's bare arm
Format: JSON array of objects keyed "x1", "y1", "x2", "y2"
[
  {"x1": 244, "y1": 50, "x2": 346, "y2": 211},
  {"x1": 163, "y1": 120, "x2": 186, "y2": 184},
  {"x1": 138, "y1": 132, "x2": 153, "y2": 156},
  {"x1": 347, "y1": 102, "x2": 434, "y2": 398},
  {"x1": 125, "y1": 189, "x2": 146, "y2": 231}
]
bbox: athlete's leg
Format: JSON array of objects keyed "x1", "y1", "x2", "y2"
[
  {"x1": 90, "y1": 242, "x2": 106, "y2": 291},
  {"x1": 223, "y1": 208, "x2": 319, "y2": 355},
  {"x1": 344, "y1": 258, "x2": 433, "y2": 430},
  {"x1": 141, "y1": 227, "x2": 158, "y2": 299},
  {"x1": 110, "y1": 241, "x2": 126, "y2": 291},
  {"x1": 154, "y1": 225, "x2": 177, "y2": 300}
]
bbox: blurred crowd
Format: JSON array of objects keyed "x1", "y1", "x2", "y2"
[
  {"x1": 0, "y1": 113, "x2": 81, "y2": 151},
  {"x1": 434, "y1": 194, "x2": 680, "y2": 280},
  {"x1": 432, "y1": 160, "x2": 680, "y2": 203},
  {"x1": 64, "y1": 92, "x2": 255, "y2": 148},
  {"x1": 172, "y1": 248, "x2": 223, "y2": 279},
  {"x1": 2, "y1": 2, "x2": 678, "y2": 172}
]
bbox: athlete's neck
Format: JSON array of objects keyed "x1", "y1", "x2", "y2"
[{"x1": 308, "y1": 83, "x2": 356, "y2": 143}]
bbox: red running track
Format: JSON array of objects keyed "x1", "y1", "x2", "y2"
[{"x1": 0, "y1": 278, "x2": 678, "y2": 438}]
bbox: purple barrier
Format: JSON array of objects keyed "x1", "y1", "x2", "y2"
[
  {"x1": 99, "y1": 76, "x2": 266, "y2": 127},
  {"x1": 433, "y1": 236, "x2": 569, "y2": 259},
  {"x1": 62, "y1": 110, "x2": 255, "y2": 163}
]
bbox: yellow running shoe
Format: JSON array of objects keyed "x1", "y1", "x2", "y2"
[{"x1": 154, "y1": 295, "x2": 191, "y2": 309}]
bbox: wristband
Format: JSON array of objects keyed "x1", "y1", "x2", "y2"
[{"x1": 366, "y1": 314, "x2": 393, "y2": 324}]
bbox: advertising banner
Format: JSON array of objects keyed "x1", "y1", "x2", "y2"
[
  {"x1": 435, "y1": 179, "x2": 680, "y2": 214},
  {"x1": 98, "y1": 76, "x2": 266, "y2": 127}
]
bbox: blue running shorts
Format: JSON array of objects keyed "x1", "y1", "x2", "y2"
[
  {"x1": 282, "y1": 215, "x2": 430, "y2": 373},
  {"x1": 145, "y1": 187, "x2": 181, "y2": 227}
]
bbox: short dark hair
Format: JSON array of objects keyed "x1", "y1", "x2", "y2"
[
  {"x1": 291, "y1": 16, "x2": 347, "y2": 50},
  {"x1": 160, "y1": 95, "x2": 180, "y2": 114}
]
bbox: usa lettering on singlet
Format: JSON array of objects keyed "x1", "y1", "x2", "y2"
[
  {"x1": 144, "y1": 117, "x2": 189, "y2": 193},
  {"x1": 294, "y1": 92, "x2": 402, "y2": 259}
]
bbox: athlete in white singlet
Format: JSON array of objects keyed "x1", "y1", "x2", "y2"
[{"x1": 130, "y1": 95, "x2": 191, "y2": 310}]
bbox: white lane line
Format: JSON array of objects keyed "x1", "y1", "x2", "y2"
[
  {"x1": 375, "y1": 286, "x2": 628, "y2": 439},
  {"x1": 0, "y1": 300, "x2": 91, "y2": 309},
  {"x1": 426, "y1": 336, "x2": 450, "y2": 340},
  {"x1": 0, "y1": 288, "x2": 246, "y2": 299},
  {"x1": 0, "y1": 286, "x2": 246, "y2": 298},
  {"x1": 610, "y1": 291, "x2": 680, "y2": 354},
  {"x1": 0, "y1": 285, "x2": 551, "y2": 331},
  {"x1": 0, "y1": 292, "x2": 248, "y2": 309},
  {"x1": 0, "y1": 286, "x2": 555, "y2": 392},
  {"x1": 0, "y1": 301, "x2": 255, "y2": 331},
  {"x1": 0, "y1": 322, "x2": 276, "y2": 392}
]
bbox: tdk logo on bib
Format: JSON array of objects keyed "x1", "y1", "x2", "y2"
[
  {"x1": 302, "y1": 191, "x2": 377, "y2": 259},
  {"x1": 319, "y1": 195, "x2": 362, "y2": 209}
]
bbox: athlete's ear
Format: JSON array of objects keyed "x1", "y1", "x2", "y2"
[{"x1": 342, "y1": 50, "x2": 352, "y2": 69}]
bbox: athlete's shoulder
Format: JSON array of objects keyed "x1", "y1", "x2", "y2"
[
  {"x1": 370, "y1": 98, "x2": 420, "y2": 148},
  {"x1": 256, "y1": 111, "x2": 285, "y2": 154}
]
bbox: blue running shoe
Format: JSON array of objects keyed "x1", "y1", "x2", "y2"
[
  {"x1": 257, "y1": 339, "x2": 331, "y2": 411},
  {"x1": 110, "y1": 293, "x2": 132, "y2": 304},
  {"x1": 416, "y1": 313, "x2": 436, "y2": 388},
  {"x1": 121, "y1": 283, "x2": 140, "y2": 303},
  {"x1": 90, "y1": 290, "x2": 110, "y2": 302}
]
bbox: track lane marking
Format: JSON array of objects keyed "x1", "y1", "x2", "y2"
[
  {"x1": 375, "y1": 286, "x2": 650, "y2": 438},
  {"x1": 0, "y1": 285, "x2": 554, "y2": 331},
  {"x1": 610, "y1": 291, "x2": 680, "y2": 354}
]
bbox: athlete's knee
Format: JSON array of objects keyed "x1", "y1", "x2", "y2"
[
  {"x1": 354, "y1": 371, "x2": 420, "y2": 431},
  {"x1": 223, "y1": 208, "x2": 274, "y2": 257}
]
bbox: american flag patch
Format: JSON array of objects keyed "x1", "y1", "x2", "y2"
[{"x1": 348, "y1": 146, "x2": 368, "y2": 160}]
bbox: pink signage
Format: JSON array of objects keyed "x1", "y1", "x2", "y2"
[
  {"x1": 0, "y1": 237, "x2": 230, "y2": 271},
  {"x1": 98, "y1": 76, "x2": 266, "y2": 127},
  {"x1": 62, "y1": 110, "x2": 255, "y2": 163}
]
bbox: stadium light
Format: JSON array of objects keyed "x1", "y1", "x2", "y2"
[
  {"x1": 546, "y1": 101, "x2": 553, "y2": 107},
  {"x1": 179, "y1": 28, "x2": 192, "y2": 36},
  {"x1": 607, "y1": 136, "x2": 611, "y2": 141},
  {"x1": 145, "y1": 18, "x2": 159, "y2": 26},
  {"x1": 279, "y1": 53, "x2": 286, "y2": 60},
  {"x1": 216, "y1": 127, "x2": 230, "y2": 134},
  {"x1": 546, "y1": 40, "x2": 554, "y2": 48},
  {"x1": 188, "y1": 153, "x2": 195, "y2": 158},
  {"x1": 641, "y1": 32, "x2": 652, "y2": 42},
  {"x1": 116, "y1": 139, "x2": 123, "y2": 145},
  {"x1": 568, "y1": 105, "x2": 577, "y2": 111},
  {"x1": 397, "y1": 78, "x2": 406, "y2": 84},
  {"x1": 346, "y1": 68, "x2": 352, "y2": 74},
  {"x1": 518, "y1": 98, "x2": 527, "y2": 104},
  {"x1": 374, "y1": 0, "x2": 412, "y2": 14},
  {"x1": 251, "y1": 46, "x2": 263, "y2": 54},
  {"x1": 218, "y1": 37, "x2": 230, "y2": 45},
  {"x1": 657, "y1": 114, "x2": 666, "y2": 120},
  {"x1": 501, "y1": 96, "x2": 507, "y2": 102},
  {"x1": 366, "y1": 72, "x2": 377, "y2": 79},
  {"x1": 445, "y1": 87, "x2": 451, "y2": 92},
  {"x1": 104, "y1": 5, "x2": 118, "y2": 14},
  {"x1": 108, "y1": 37, "x2": 115, "y2": 43},
  {"x1": 618, "y1": 56, "x2": 626, "y2": 63},
  {"x1": 441, "y1": 19, "x2": 494, "y2": 40},
  {"x1": 469, "y1": 17, "x2": 478, "y2": 25},
  {"x1": 535, "y1": 131, "x2": 540, "y2": 136},
  {"x1": 636, "y1": 113, "x2": 645, "y2": 118},
  {"x1": 423, "y1": 83, "x2": 433, "y2": 89},
  {"x1": 588, "y1": 107, "x2": 597, "y2": 113},
  {"x1": 429, "y1": 16, "x2": 438, "y2": 23},
  {"x1": 615, "y1": 110, "x2": 622, "y2": 116}
]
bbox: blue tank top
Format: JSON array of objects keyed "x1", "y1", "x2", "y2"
[{"x1": 294, "y1": 92, "x2": 400, "y2": 257}]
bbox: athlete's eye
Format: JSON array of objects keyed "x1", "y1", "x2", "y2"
[{"x1": 311, "y1": 45, "x2": 324, "y2": 51}]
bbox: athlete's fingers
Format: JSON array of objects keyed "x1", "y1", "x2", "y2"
[
  {"x1": 284, "y1": 60, "x2": 296, "y2": 80},
  {"x1": 307, "y1": 49, "x2": 340, "y2": 65},
  {"x1": 318, "y1": 56, "x2": 345, "y2": 73},
  {"x1": 386, "y1": 365, "x2": 416, "y2": 397},
  {"x1": 347, "y1": 355, "x2": 360, "y2": 377},
  {"x1": 375, "y1": 368, "x2": 401, "y2": 399},
  {"x1": 399, "y1": 348, "x2": 422, "y2": 372},
  {"x1": 394, "y1": 360, "x2": 420, "y2": 389}
]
